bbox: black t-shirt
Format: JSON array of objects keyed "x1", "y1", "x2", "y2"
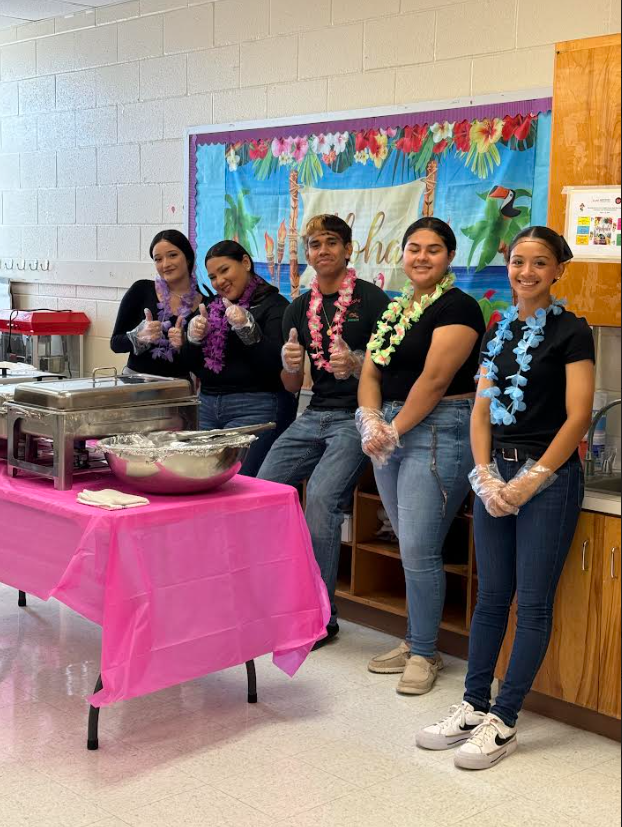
[
  {"x1": 110, "y1": 279, "x2": 204, "y2": 378},
  {"x1": 187, "y1": 281, "x2": 290, "y2": 395},
  {"x1": 283, "y1": 279, "x2": 390, "y2": 410},
  {"x1": 481, "y1": 309, "x2": 595, "y2": 454},
  {"x1": 378, "y1": 289, "x2": 486, "y2": 402}
]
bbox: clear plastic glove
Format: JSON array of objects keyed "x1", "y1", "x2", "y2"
[
  {"x1": 136, "y1": 308, "x2": 163, "y2": 345},
  {"x1": 329, "y1": 335, "x2": 365, "y2": 381},
  {"x1": 167, "y1": 316, "x2": 184, "y2": 350},
  {"x1": 223, "y1": 298, "x2": 253, "y2": 330},
  {"x1": 355, "y1": 407, "x2": 401, "y2": 468},
  {"x1": 282, "y1": 328, "x2": 304, "y2": 374},
  {"x1": 469, "y1": 463, "x2": 518, "y2": 518},
  {"x1": 498, "y1": 459, "x2": 557, "y2": 510},
  {"x1": 188, "y1": 304, "x2": 209, "y2": 344}
]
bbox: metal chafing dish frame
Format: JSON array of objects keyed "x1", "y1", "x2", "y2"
[{"x1": 6, "y1": 368, "x2": 199, "y2": 490}]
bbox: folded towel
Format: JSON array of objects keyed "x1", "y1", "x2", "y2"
[{"x1": 77, "y1": 488, "x2": 150, "y2": 511}]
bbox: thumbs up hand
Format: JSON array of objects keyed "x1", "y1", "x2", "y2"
[
  {"x1": 282, "y1": 327, "x2": 304, "y2": 374},
  {"x1": 167, "y1": 315, "x2": 185, "y2": 350},
  {"x1": 188, "y1": 304, "x2": 210, "y2": 343},
  {"x1": 223, "y1": 297, "x2": 253, "y2": 331},
  {"x1": 137, "y1": 308, "x2": 163, "y2": 344},
  {"x1": 329, "y1": 335, "x2": 364, "y2": 380}
]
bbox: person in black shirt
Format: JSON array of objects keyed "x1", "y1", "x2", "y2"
[
  {"x1": 357, "y1": 218, "x2": 485, "y2": 695},
  {"x1": 110, "y1": 229, "x2": 204, "y2": 378},
  {"x1": 418, "y1": 227, "x2": 595, "y2": 771},
  {"x1": 258, "y1": 214, "x2": 389, "y2": 648},
  {"x1": 186, "y1": 240, "x2": 297, "y2": 477}
]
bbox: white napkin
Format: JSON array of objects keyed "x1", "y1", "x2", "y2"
[{"x1": 77, "y1": 488, "x2": 150, "y2": 511}]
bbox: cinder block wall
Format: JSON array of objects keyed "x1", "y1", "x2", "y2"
[{"x1": 0, "y1": 0, "x2": 620, "y2": 371}]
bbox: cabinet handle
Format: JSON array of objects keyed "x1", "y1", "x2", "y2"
[
  {"x1": 611, "y1": 547, "x2": 619, "y2": 580},
  {"x1": 581, "y1": 540, "x2": 589, "y2": 572}
]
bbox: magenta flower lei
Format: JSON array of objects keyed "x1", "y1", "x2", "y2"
[
  {"x1": 202, "y1": 275, "x2": 261, "y2": 374},
  {"x1": 152, "y1": 275, "x2": 200, "y2": 362},
  {"x1": 307, "y1": 268, "x2": 357, "y2": 372}
]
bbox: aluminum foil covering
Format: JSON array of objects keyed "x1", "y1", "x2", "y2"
[{"x1": 98, "y1": 430, "x2": 257, "y2": 462}]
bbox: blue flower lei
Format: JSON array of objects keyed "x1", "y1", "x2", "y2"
[{"x1": 478, "y1": 298, "x2": 566, "y2": 426}]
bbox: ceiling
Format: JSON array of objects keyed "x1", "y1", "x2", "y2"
[{"x1": 0, "y1": 0, "x2": 128, "y2": 29}]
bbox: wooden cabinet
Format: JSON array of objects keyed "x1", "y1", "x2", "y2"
[
  {"x1": 599, "y1": 516, "x2": 622, "y2": 719},
  {"x1": 549, "y1": 34, "x2": 621, "y2": 326}
]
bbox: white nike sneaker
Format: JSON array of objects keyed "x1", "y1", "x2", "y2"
[
  {"x1": 454, "y1": 713, "x2": 518, "y2": 770},
  {"x1": 416, "y1": 702, "x2": 488, "y2": 751}
]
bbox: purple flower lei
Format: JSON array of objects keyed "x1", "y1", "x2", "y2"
[
  {"x1": 202, "y1": 275, "x2": 260, "y2": 374},
  {"x1": 152, "y1": 274, "x2": 199, "y2": 362}
]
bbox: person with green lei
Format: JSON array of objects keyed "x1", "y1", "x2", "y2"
[{"x1": 357, "y1": 217, "x2": 486, "y2": 696}]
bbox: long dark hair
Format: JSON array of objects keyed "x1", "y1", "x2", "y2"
[
  {"x1": 205, "y1": 240, "x2": 276, "y2": 299},
  {"x1": 149, "y1": 229, "x2": 196, "y2": 274},
  {"x1": 402, "y1": 217, "x2": 457, "y2": 254},
  {"x1": 507, "y1": 226, "x2": 574, "y2": 263}
]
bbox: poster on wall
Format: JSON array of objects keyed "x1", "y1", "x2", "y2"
[
  {"x1": 563, "y1": 185, "x2": 622, "y2": 262},
  {"x1": 187, "y1": 96, "x2": 552, "y2": 328}
]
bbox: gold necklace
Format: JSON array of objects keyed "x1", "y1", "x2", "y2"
[{"x1": 321, "y1": 304, "x2": 334, "y2": 337}]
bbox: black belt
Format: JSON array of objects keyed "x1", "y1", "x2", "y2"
[{"x1": 493, "y1": 445, "x2": 536, "y2": 463}]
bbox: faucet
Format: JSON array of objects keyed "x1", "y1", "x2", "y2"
[{"x1": 585, "y1": 398, "x2": 622, "y2": 479}]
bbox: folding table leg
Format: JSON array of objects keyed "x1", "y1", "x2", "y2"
[
  {"x1": 18, "y1": 591, "x2": 27, "y2": 607},
  {"x1": 87, "y1": 675, "x2": 104, "y2": 751},
  {"x1": 245, "y1": 660, "x2": 258, "y2": 704}
]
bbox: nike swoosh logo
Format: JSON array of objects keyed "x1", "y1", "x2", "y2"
[
  {"x1": 459, "y1": 724, "x2": 478, "y2": 732},
  {"x1": 495, "y1": 734, "x2": 516, "y2": 747}
]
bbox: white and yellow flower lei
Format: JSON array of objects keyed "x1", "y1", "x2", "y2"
[{"x1": 367, "y1": 273, "x2": 456, "y2": 367}]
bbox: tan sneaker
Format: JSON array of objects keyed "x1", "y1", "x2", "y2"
[
  {"x1": 368, "y1": 641, "x2": 411, "y2": 674},
  {"x1": 397, "y1": 653, "x2": 444, "y2": 696}
]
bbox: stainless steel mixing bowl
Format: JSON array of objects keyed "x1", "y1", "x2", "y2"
[{"x1": 98, "y1": 430, "x2": 259, "y2": 495}]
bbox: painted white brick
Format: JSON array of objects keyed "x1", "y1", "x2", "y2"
[
  {"x1": 55, "y1": 10, "x2": 96, "y2": 34},
  {"x1": 365, "y1": 13, "x2": 435, "y2": 70},
  {"x1": 0, "y1": 227, "x2": 22, "y2": 256},
  {"x1": 58, "y1": 226, "x2": 97, "y2": 261},
  {"x1": 401, "y1": 0, "x2": 466, "y2": 9},
  {"x1": 39, "y1": 188, "x2": 76, "y2": 225},
  {"x1": 472, "y1": 46, "x2": 555, "y2": 95},
  {"x1": 437, "y1": 0, "x2": 517, "y2": 60},
  {"x1": 98, "y1": 144, "x2": 141, "y2": 185},
  {"x1": 0, "y1": 82, "x2": 18, "y2": 117},
  {"x1": 15, "y1": 295, "x2": 58, "y2": 311},
  {"x1": 215, "y1": 0, "x2": 269, "y2": 45},
  {"x1": 20, "y1": 151, "x2": 57, "y2": 189},
  {"x1": 141, "y1": 139, "x2": 183, "y2": 183},
  {"x1": 1, "y1": 41, "x2": 36, "y2": 82},
  {"x1": 75, "y1": 107, "x2": 117, "y2": 147},
  {"x1": 91, "y1": 300, "x2": 125, "y2": 337},
  {"x1": 15, "y1": 20, "x2": 54, "y2": 41},
  {"x1": 270, "y1": 0, "x2": 331, "y2": 34},
  {"x1": 2, "y1": 190, "x2": 37, "y2": 225},
  {"x1": 76, "y1": 185, "x2": 117, "y2": 224},
  {"x1": 299, "y1": 24, "x2": 364, "y2": 79},
  {"x1": 162, "y1": 182, "x2": 183, "y2": 223},
  {"x1": 18, "y1": 76, "x2": 56, "y2": 115},
  {"x1": 1, "y1": 115, "x2": 38, "y2": 152},
  {"x1": 77, "y1": 285, "x2": 120, "y2": 300},
  {"x1": 165, "y1": 4, "x2": 214, "y2": 54},
  {"x1": 37, "y1": 283, "x2": 77, "y2": 298},
  {"x1": 518, "y1": 0, "x2": 611, "y2": 47},
  {"x1": 56, "y1": 70, "x2": 97, "y2": 111},
  {"x1": 10, "y1": 282, "x2": 39, "y2": 297},
  {"x1": 267, "y1": 79, "x2": 327, "y2": 119},
  {"x1": 241, "y1": 36, "x2": 298, "y2": 88},
  {"x1": 37, "y1": 111, "x2": 76, "y2": 150},
  {"x1": 328, "y1": 69, "x2": 396, "y2": 111},
  {"x1": 213, "y1": 86, "x2": 267, "y2": 123},
  {"x1": 396, "y1": 58, "x2": 472, "y2": 103},
  {"x1": 74, "y1": 26, "x2": 119, "y2": 71},
  {"x1": 118, "y1": 183, "x2": 162, "y2": 224},
  {"x1": 118, "y1": 100, "x2": 164, "y2": 143},
  {"x1": 96, "y1": 1, "x2": 140, "y2": 26},
  {"x1": 612, "y1": 1, "x2": 622, "y2": 33},
  {"x1": 96, "y1": 63, "x2": 140, "y2": 106},
  {"x1": 140, "y1": 54, "x2": 187, "y2": 100},
  {"x1": 57, "y1": 147, "x2": 97, "y2": 187},
  {"x1": 0, "y1": 153, "x2": 20, "y2": 189},
  {"x1": 188, "y1": 46, "x2": 239, "y2": 94},
  {"x1": 334, "y1": 0, "x2": 400, "y2": 24},
  {"x1": 141, "y1": 0, "x2": 187, "y2": 13},
  {"x1": 85, "y1": 335, "x2": 127, "y2": 373},
  {"x1": 22, "y1": 226, "x2": 58, "y2": 259},
  {"x1": 36, "y1": 32, "x2": 78, "y2": 76},
  {"x1": 118, "y1": 15, "x2": 163, "y2": 62},
  {"x1": 0, "y1": 29, "x2": 17, "y2": 48},
  {"x1": 162, "y1": 92, "x2": 212, "y2": 137},
  {"x1": 97, "y1": 225, "x2": 141, "y2": 261}
]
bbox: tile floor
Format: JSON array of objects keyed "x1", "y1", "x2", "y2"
[{"x1": 0, "y1": 583, "x2": 619, "y2": 827}]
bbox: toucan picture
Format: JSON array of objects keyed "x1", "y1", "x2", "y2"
[{"x1": 461, "y1": 186, "x2": 532, "y2": 272}]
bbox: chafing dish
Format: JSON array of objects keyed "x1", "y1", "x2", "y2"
[{"x1": 6, "y1": 368, "x2": 198, "y2": 490}]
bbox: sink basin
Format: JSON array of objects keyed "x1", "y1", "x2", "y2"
[{"x1": 585, "y1": 475, "x2": 621, "y2": 496}]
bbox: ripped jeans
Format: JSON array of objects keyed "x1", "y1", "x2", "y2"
[{"x1": 374, "y1": 400, "x2": 474, "y2": 658}]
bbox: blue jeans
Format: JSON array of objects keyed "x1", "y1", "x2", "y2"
[
  {"x1": 199, "y1": 391, "x2": 297, "y2": 477},
  {"x1": 464, "y1": 455, "x2": 584, "y2": 727},
  {"x1": 374, "y1": 400, "x2": 474, "y2": 659},
  {"x1": 258, "y1": 408, "x2": 369, "y2": 625}
]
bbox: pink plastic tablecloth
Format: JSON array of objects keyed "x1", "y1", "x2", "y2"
[{"x1": 0, "y1": 466, "x2": 330, "y2": 707}]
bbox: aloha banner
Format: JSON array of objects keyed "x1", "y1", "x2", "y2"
[{"x1": 188, "y1": 97, "x2": 552, "y2": 327}]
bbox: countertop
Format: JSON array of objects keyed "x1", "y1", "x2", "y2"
[{"x1": 583, "y1": 490, "x2": 621, "y2": 517}]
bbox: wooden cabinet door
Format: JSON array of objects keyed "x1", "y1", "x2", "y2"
[
  {"x1": 495, "y1": 512, "x2": 602, "y2": 709},
  {"x1": 599, "y1": 516, "x2": 622, "y2": 719}
]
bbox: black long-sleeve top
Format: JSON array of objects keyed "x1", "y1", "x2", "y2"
[
  {"x1": 186, "y1": 280, "x2": 290, "y2": 395},
  {"x1": 111, "y1": 279, "x2": 204, "y2": 378}
]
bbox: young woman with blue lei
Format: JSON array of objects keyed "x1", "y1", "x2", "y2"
[{"x1": 417, "y1": 226, "x2": 596, "y2": 771}]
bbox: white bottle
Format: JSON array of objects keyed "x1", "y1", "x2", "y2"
[{"x1": 591, "y1": 391, "x2": 608, "y2": 472}]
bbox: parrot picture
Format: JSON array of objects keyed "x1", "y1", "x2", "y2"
[{"x1": 462, "y1": 186, "x2": 532, "y2": 272}]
